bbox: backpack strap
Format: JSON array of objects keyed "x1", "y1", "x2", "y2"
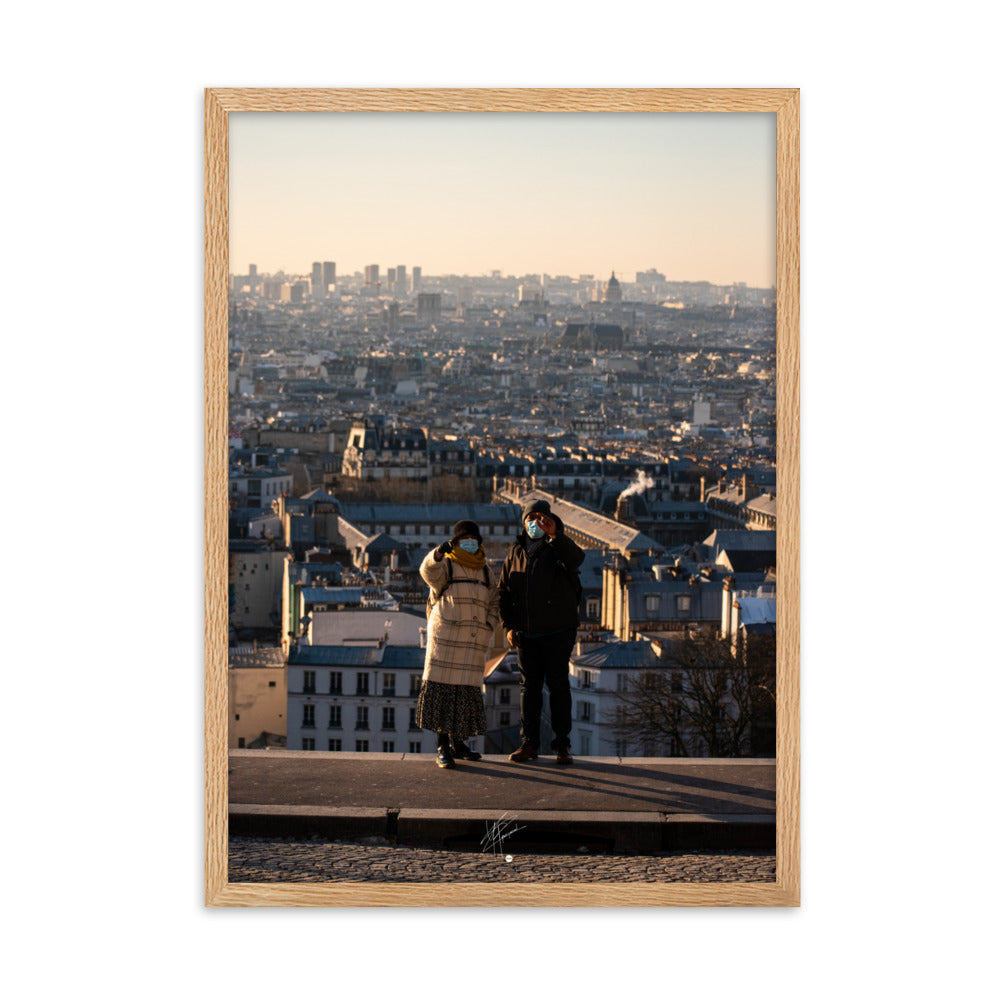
[
  {"x1": 426, "y1": 560, "x2": 490, "y2": 616},
  {"x1": 439, "y1": 561, "x2": 490, "y2": 595}
]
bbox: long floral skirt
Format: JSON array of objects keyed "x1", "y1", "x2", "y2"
[{"x1": 416, "y1": 680, "x2": 487, "y2": 740}]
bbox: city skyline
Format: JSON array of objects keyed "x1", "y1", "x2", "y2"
[{"x1": 230, "y1": 112, "x2": 777, "y2": 288}]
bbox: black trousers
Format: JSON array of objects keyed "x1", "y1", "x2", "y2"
[{"x1": 516, "y1": 627, "x2": 575, "y2": 750}]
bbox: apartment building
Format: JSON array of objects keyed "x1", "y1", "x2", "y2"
[
  {"x1": 704, "y1": 473, "x2": 777, "y2": 531},
  {"x1": 229, "y1": 465, "x2": 293, "y2": 509},
  {"x1": 229, "y1": 643, "x2": 286, "y2": 749},
  {"x1": 229, "y1": 539, "x2": 290, "y2": 631},
  {"x1": 338, "y1": 501, "x2": 523, "y2": 562},
  {"x1": 286, "y1": 641, "x2": 437, "y2": 755},
  {"x1": 340, "y1": 417, "x2": 430, "y2": 483},
  {"x1": 568, "y1": 640, "x2": 664, "y2": 757}
]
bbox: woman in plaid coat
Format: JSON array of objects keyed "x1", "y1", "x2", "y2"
[{"x1": 417, "y1": 519, "x2": 500, "y2": 768}]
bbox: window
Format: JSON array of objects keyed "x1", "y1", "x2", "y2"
[
  {"x1": 355, "y1": 740, "x2": 369, "y2": 752},
  {"x1": 581, "y1": 702, "x2": 592, "y2": 722},
  {"x1": 328, "y1": 705, "x2": 341, "y2": 728},
  {"x1": 500, "y1": 688, "x2": 511, "y2": 704},
  {"x1": 328, "y1": 739, "x2": 342, "y2": 751},
  {"x1": 382, "y1": 741, "x2": 395, "y2": 753},
  {"x1": 586, "y1": 598, "x2": 600, "y2": 619},
  {"x1": 645, "y1": 594, "x2": 661, "y2": 615},
  {"x1": 408, "y1": 741, "x2": 422, "y2": 753},
  {"x1": 617, "y1": 674, "x2": 629, "y2": 693},
  {"x1": 676, "y1": 595, "x2": 691, "y2": 614},
  {"x1": 355, "y1": 706, "x2": 370, "y2": 729},
  {"x1": 382, "y1": 707, "x2": 396, "y2": 730},
  {"x1": 382, "y1": 673, "x2": 396, "y2": 696},
  {"x1": 302, "y1": 704, "x2": 315, "y2": 728},
  {"x1": 303, "y1": 670, "x2": 316, "y2": 693},
  {"x1": 409, "y1": 708, "x2": 419, "y2": 730},
  {"x1": 671, "y1": 672, "x2": 683, "y2": 694},
  {"x1": 356, "y1": 672, "x2": 369, "y2": 695},
  {"x1": 237, "y1": 737, "x2": 245, "y2": 748},
  {"x1": 500, "y1": 711, "x2": 510, "y2": 726},
  {"x1": 581, "y1": 670, "x2": 593, "y2": 689},
  {"x1": 410, "y1": 674, "x2": 422, "y2": 696},
  {"x1": 302, "y1": 737, "x2": 315, "y2": 751},
  {"x1": 329, "y1": 671, "x2": 342, "y2": 694},
  {"x1": 268, "y1": 681, "x2": 276, "y2": 688}
]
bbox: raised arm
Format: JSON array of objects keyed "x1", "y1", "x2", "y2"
[{"x1": 420, "y1": 546, "x2": 451, "y2": 593}]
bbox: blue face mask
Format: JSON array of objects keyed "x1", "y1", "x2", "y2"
[
  {"x1": 525, "y1": 520, "x2": 545, "y2": 540},
  {"x1": 458, "y1": 538, "x2": 480, "y2": 554}
]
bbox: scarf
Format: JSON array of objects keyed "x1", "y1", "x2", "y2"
[
  {"x1": 526, "y1": 535, "x2": 547, "y2": 558},
  {"x1": 446, "y1": 545, "x2": 486, "y2": 571}
]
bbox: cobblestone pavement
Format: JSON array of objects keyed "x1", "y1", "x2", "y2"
[{"x1": 229, "y1": 837, "x2": 776, "y2": 884}]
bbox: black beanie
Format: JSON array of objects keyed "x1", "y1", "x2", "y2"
[
  {"x1": 451, "y1": 519, "x2": 482, "y2": 542},
  {"x1": 522, "y1": 499, "x2": 552, "y2": 521}
]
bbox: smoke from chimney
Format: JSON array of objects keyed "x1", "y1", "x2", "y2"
[{"x1": 618, "y1": 469, "x2": 654, "y2": 501}]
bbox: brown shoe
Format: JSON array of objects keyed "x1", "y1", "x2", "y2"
[
  {"x1": 508, "y1": 742, "x2": 539, "y2": 763},
  {"x1": 555, "y1": 746, "x2": 573, "y2": 765}
]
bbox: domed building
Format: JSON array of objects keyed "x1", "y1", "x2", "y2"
[{"x1": 603, "y1": 271, "x2": 623, "y2": 304}]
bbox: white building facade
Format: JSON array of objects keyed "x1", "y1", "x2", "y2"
[{"x1": 286, "y1": 640, "x2": 452, "y2": 756}]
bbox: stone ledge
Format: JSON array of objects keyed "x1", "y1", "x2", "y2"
[
  {"x1": 227, "y1": 753, "x2": 777, "y2": 853},
  {"x1": 397, "y1": 808, "x2": 667, "y2": 853},
  {"x1": 664, "y1": 813, "x2": 776, "y2": 850},
  {"x1": 230, "y1": 804, "x2": 775, "y2": 852}
]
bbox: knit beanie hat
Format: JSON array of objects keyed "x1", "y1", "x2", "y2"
[
  {"x1": 451, "y1": 519, "x2": 482, "y2": 542},
  {"x1": 521, "y1": 499, "x2": 552, "y2": 522}
]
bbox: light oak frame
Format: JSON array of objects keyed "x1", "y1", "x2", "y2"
[{"x1": 205, "y1": 88, "x2": 800, "y2": 907}]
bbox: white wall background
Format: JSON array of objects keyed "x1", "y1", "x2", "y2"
[{"x1": 5, "y1": 2, "x2": 996, "y2": 998}]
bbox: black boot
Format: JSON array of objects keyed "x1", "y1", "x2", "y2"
[
  {"x1": 451, "y1": 739, "x2": 482, "y2": 761},
  {"x1": 436, "y1": 732, "x2": 455, "y2": 768}
]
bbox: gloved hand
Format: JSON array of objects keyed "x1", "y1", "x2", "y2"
[{"x1": 434, "y1": 540, "x2": 453, "y2": 560}]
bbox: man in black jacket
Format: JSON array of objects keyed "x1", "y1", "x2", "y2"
[{"x1": 498, "y1": 498, "x2": 585, "y2": 764}]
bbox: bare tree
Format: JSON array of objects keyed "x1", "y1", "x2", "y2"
[
  {"x1": 428, "y1": 473, "x2": 476, "y2": 503},
  {"x1": 323, "y1": 474, "x2": 431, "y2": 503},
  {"x1": 613, "y1": 630, "x2": 775, "y2": 757}
]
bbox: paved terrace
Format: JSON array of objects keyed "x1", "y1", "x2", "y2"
[{"x1": 229, "y1": 751, "x2": 776, "y2": 854}]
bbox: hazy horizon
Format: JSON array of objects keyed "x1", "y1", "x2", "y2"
[{"x1": 230, "y1": 112, "x2": 776, "y2": 289}]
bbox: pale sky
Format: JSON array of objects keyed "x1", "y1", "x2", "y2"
[{"x1": 229, "y1": 112, "x2": 776, "y2": 288}]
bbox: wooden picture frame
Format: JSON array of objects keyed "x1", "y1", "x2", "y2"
[{"x1": 205, "y1": 87, "x2": 799, "y2": 907}]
